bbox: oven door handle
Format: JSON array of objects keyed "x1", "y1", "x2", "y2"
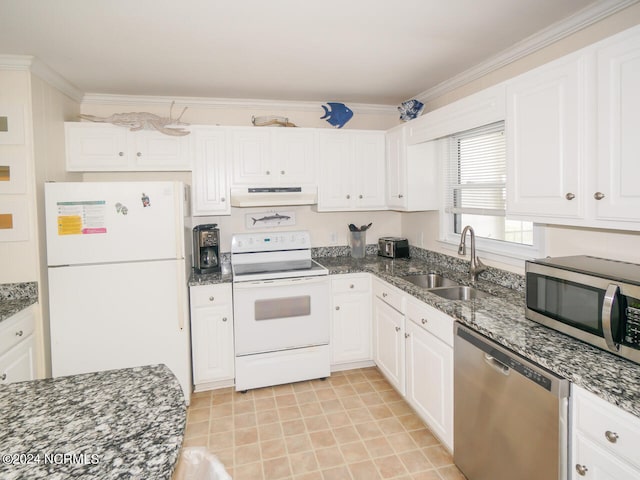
[
  {"x1": 233, "y1": 276, "x2": 328, "y2": 289},
  {"x1": 602, "y1": 283, "x2": 620, "y2": 353}
]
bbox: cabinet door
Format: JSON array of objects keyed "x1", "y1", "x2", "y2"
[
  {"x1": 405, "y1": 321, "x2": 453, "y2": 450},
  {"x1": 572, "y1": 434, "x2": 640, "y2": 480},
  {"x1": 318, "y1": 132, "x2": 353, "y2": 210},
  {"x1": 191, "y1": 301, "x2": 234, "y2": 386},
  {"x1": 373, "y1": 297, "x2": 405, "y2": 395},
  {"x1": 506, "y1": 52, "x2": 588, "y2": 220},
  {"x1": 353, "y1": 132, "x2": 386, "y2": 209},
  {"x1": 386, "y1": 128, "x2": 407, "y2": 210},
  {"x1": 131, "y1": 130, "x2": 191, "y2": 171},
  {"x1": 0, "y1": 336, "x2": 36, "y2": 384},
  {"x1": 594, "y1": 29, "x2": 640, "y2": 223},
  {"x1": 273, "y1": 129, "x2": 317, "y2": 185},
  {"x1": 231, "y1": 129, "x2": 273, "y2": 184},
  {"x1": 192, "y1": 128, "x2": 230, "y2": 215},
  {"x1": 331, "y1": 291, "x2": 372, "y2": 365},
  {"x1": 65, "y1": 123, "x2": 129, "y2": 171}
]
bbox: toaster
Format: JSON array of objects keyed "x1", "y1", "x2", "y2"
[{"x1": 378, "y1": 237, "x2": 410, "y2": 258}]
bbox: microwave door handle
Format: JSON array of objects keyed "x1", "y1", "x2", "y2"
[{"x1": 602, "y1": 284, "x2": 621, "y2": 352}]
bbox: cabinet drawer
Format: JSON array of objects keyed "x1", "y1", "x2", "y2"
[
  {"x1": 573, "y1": 385, "x2": 640, "y2": 470},
  {"x1": 0, "y1": 306, "x2": 36, "y2": 356},
  {"x1": 190, "y1": 283, "x2": 232, "y2": 308},
  {"x1": 372, "y1": 279, "x2": 405, "y2": 313},
  {"x1": 406, "y1": 298, "x2": 454, "y2": 347},
  {"x1": 332, "y1": 274, "x2": 370, "y2": 294}
]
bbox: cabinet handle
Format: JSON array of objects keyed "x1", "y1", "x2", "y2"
[
  {"x1": 16, "y1": 330, "x2": 23, "y2": 337},
  {"x1": 565, "y1": 193, "x2": 575, "y2": 200},
  {"x1": 405, "y1": 333, "x2": 410, "y2": 338},
  {"x1": 575, "y1": 464, "x2": 588, "y2": 476},
  {"x1": 266, "y1": 170, "x2": 271, "y2": 175},
  {"x1": 222, "y1": 317, "x2": 227, "y2": 322},
  {"x1": 118, "y1": 152, "x2": 124, "y2": 157},
  {"x1": 359, "y1": 194, "x2": 363, "y2": 199},
  {"x1": 209, "y1": 296, "x2": 214, "y2": 302},
  {"x1": 136, "y1": 152, "x2": 142, "y2": 157},
  {"x1": 335, "y1": 306, "x2": 340, "y2": 311},
  {"x1": 398, "y1": 194, "x2": 404, "y2": 198},
  {"x1": 395, "y1": 326, "x2": 400, "y2": 332},
  {"x1": 421, "y1": 318, "x2": 427, "y2": 325},
  {"x1": 346, "y1": 194, "x2": 351, "y2": 199},
  {"x1": 605, "y1": 430, "x2": 619, "y2": 443},
  {"x1": 0, "y1": 373, "x2": 6, "y2": 381},
  {"x1": 349, "y1": 284, "x2": 354, "y2": 289},
  {"x1": 382, "y1": 292, "x2": 388, "y2": 298},
  {"x1": 280, "y1": 170, "x2": 285, "y2": 175},
  {"x1": 594, "y1": 192, "x2": 605, "y2": 200}
]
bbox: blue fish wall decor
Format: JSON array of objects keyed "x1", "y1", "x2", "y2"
[
  {"x1": 320, "y1": 102, "x2": 353, "y2": 129},
  {"x1": 398, "y1": 99, "x2": 425, "y2": 122}
]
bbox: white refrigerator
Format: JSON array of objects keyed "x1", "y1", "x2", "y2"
[{"x1": 45, "y1": 181, "x2": 192, "y2": 403}]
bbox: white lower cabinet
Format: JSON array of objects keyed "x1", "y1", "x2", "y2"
[
  {"x1": 373, "y1": 295, "x2": 405, "y2": 395},
  {"x1": 189, "y1": 283, "x2": 234, "y2": 391},
  {"x1": 330, "y1": 274, "x2": 373, "y2": 368},
  {"x1": 571, "y1": 385, "x2": 640, "y2": 479},
  {"x1": 405, "y1": 298, "x2": 453, "y2": 451},
  {"x1": 0, "y1": 305, "x2": 37, "y2": 385}
]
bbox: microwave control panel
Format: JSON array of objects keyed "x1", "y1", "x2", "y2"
[{"x1": 624, "y1": 304, "x2": 640, "y2": 346}]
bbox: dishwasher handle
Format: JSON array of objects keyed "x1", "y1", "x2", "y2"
[{"x1": 484, "y1": 354, "x2": 510, "y2": 376}]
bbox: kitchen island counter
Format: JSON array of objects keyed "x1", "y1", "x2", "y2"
[
  {"x1": 0, "y1": 364, "x2": 185, "y2": 480},
  {"x1": 315, "y1": 252, "x2": 640, "y2": 418}
]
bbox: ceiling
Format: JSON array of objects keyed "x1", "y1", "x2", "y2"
[{"x1": 0, "y1": 0, "x2": 613, "y2": 105}]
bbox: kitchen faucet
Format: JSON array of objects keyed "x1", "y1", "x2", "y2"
[{"x1": 458, "y1": 225, "x2": 486, "y2": 282}]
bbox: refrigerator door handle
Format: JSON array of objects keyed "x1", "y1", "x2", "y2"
[{"x1": 177, "y1": 262, "x2": 187, "y2": 331}]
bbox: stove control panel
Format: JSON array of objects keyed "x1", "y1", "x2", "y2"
[{"x1": 231, "y1": 230, "x2": 311, "y2": 253}]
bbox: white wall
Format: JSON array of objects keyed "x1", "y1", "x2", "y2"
[{"x1": 402, "y1": 4, "x2": 640, "y2": 275}]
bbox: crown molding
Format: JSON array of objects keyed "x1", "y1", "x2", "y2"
[
  {"x1": 412, "y1": 0, "x2": 639, "y2": 104},
  {"x1": 81, "y1": 93, "x2": 398, "y2": 114},
  {"x1": 0, "y1": 54, "x2": 84, "y2": 102}
]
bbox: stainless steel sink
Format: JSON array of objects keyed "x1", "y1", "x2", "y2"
[
  {"x1": 429, "y1": 286, "x2": 492, "y2": 301},
  {"x1": 401, "y1": 273, "x2": 458, "y2": 289}
]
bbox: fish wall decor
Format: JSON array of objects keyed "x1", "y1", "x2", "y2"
[
  {"x1": 320, "y1": 102, "x2": 353, "y2": 129},
  {"x1": 398, "y1": 99, "x2": 425, "y2": 122},
  {"x1": 245, "y1": 210, "x2": 296, "y2": 229}
]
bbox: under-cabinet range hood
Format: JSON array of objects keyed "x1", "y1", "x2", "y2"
[{"x1": 230, "y1": 185, "x2": 317, "y2": 207}]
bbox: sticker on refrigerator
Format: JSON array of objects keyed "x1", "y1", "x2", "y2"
[{"x1": 56, "y1": 200, "x2": 107, "y2": 235}]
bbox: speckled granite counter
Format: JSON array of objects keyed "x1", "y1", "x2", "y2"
[
  {"x1": 188, "y1": 269, "x2": 232, "y2": 286},
  {"x1": 314, "y1": 253, "x2": 640, "y2": 418},
  {"x1": 0, "y1": 364, "x2": 186, "y2": 480},
  {"x1": 0, "y1": 283, "x2": 38, "y2": 323}
]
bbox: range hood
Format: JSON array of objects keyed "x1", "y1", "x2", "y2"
[{"x1": 230, "y1": 185, "x2": 317, "y2": 207}]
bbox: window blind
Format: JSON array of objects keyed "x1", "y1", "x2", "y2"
[{"x1": 445, "y1": 121, "x2": 506, "y2": 217}]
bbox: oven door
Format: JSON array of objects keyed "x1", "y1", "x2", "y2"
[{"x1": 233, "y1": 276, "x2": 330, "y2": 356}]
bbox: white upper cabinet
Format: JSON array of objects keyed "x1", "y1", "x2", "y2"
[
  {"x1": 65, "y1": 122, "x2": 191, "y2": 171},
  {"x1": 506, "y1": 50, "x2": 589, "y2": 220},
  {"x1": 386, "y1": 126, "x2": 439, "y2": 212},
  {"x1": 594, "y1": 28, "x2": 640, "y2": 225},
  {"x1": 231, "y1": 127, "x2": 316, "y2": 186},
  {"x1": 317, "y1": 130, "x2": 386, "y2": 211},
  {"x1": 191, "y1": 126, "x2": 230, "y2": 216}
]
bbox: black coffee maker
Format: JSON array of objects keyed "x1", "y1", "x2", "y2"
[{"x1": 193, "y1": 224, "x2": 220, "y2": 274}]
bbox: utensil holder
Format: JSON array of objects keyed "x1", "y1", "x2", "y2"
[{"x1": 350, "y1": 231, "x2": 366, "y2": 259}]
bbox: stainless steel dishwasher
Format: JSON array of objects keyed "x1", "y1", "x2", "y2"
[{"x1": 454, "y1": 324, "x2": 569, "y2": 480}]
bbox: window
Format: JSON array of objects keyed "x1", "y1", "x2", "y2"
[{"x1": 442, "y1": 121, "x2": 543, "y2": 261}]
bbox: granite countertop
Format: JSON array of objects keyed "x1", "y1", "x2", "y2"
[
  {"x1": 0, "y1": 283, "x2": 38, "y2": 324},
  {"x1": 189, "y1": 250, "x2": 640, "y2": 417},
  {"x1": 188, "y1": 270, "x2": 232, "y2": 287},
  {"x1": 0, "y1": 364, "x2": 186, "y2": 480}
]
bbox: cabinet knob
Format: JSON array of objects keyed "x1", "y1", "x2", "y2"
[
  {"x1": 346, "y1": 194, "x2": 351, "y2": 199},
  {"x1": 395, "y1": 326, "x2": 401, "y2": 332},
  {"x1": 335, "y1": 306, "x2": 340, "y2": 311},
  {"x1": 594, "y1": 192, "x2": 605, "y2": 200},
  {"x1": 209, "y1": 296, "x2": 214, "y2": 302},
  {"x1": 405, "y1": 333, "x2": 410, "y2": 338},
  {"x1": 359, "y1": 194, "x2": 363, "y2": 199},
  {"x1": 398, "y1": 194, "x2": 404, "y2": 198},
  {"x1": 280, "y1": 170, "x2": 285, "y2": 175},
  {"x1": 421, "y1": 318, "x2": 428, "y2": 325},
  {"x1": 15, "y1": 330, "x2": 23, "y2": 337},
  {"x1": 0, "y1": 373, "x2": 6, "y2": 381},
  {"x1": 118, "y1": 152, "x2": 124, "y2": 157},
  {"x1": 575, "y1": 464, "x2": 588, "y2": 476},
  {"x1": 605, "y1": 430, "x2": 619, "y2": 443},
  {"x1": 136, "y1": 152, "x2": 142, "y2": 157},
  {"x1": 266, "y1": 170, "x2": 271, "y2": 175},
  {"x1": 382, "y1": 292, "x2": 388, "y2": 298},
  {"x1": 222, "y1": 317, "x2": 227, "y2": 322},
  {"x1": 349, "y1": 284, "x2": 354, "y2": 289},
  {"x1": 221, "y1": 197, "x2": 226, "y2": 202},
  {"x1": 565, "y1": 192, "x2": 575, "y2": 200}
]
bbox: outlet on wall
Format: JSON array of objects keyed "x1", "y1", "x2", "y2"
[{"x1": 329, "y1": 232, "x2": 337, "y2": 244}]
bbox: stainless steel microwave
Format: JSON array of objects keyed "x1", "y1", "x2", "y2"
[{"x1": 525, "y1": 255, "x2": 640, "y2": 364}]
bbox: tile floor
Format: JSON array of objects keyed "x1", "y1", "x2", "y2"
[{"x1": 180, "y1": 367, "x2": 467, "y2": 480}]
